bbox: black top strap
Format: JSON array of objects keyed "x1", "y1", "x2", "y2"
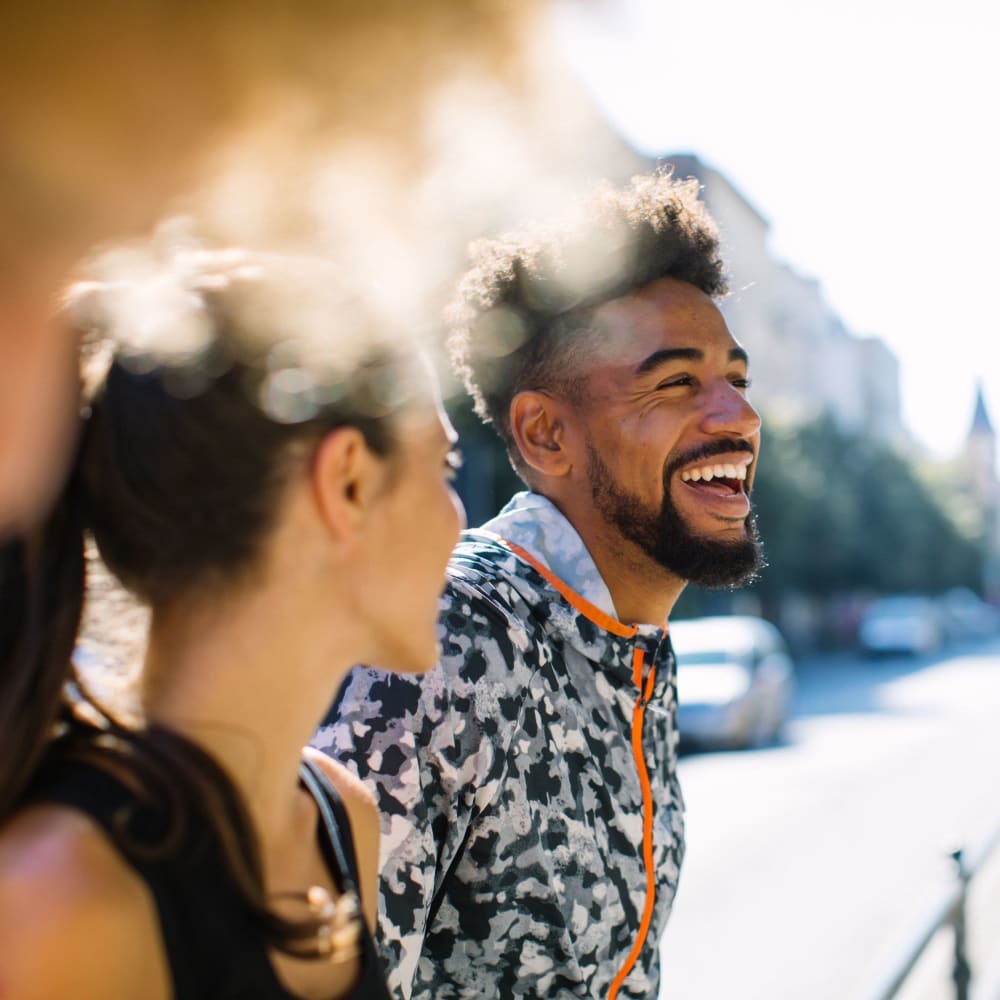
[
  {"x1": 298, "y1": 756, "x2": 361, "y2": 898},
  {"x1": 298, "y1": 756, "x2": 392, "y2": 1000}
]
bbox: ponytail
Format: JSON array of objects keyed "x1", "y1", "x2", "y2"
[{"x1": 0, "y1": 461, "x2": 86, "y2": 819}]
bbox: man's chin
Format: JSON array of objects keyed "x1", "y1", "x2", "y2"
[
  {"x1": 682, "y1": 545, "x2": 762, "y2": 589},
  {"x1": 696, "y1": 519, "x2": 753, "y2": 543},
  {"x1": 660, "y1": 517, "x2": 764, "y2": 590}
]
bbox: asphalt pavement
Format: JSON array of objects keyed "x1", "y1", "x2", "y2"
[{"x1": 657, "y1": 638, "x2": 1000, "y2": 1000}]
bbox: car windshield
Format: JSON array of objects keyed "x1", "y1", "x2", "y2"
[{"x1": 675, "y1": 649, "x2": 745, "y2": 666}]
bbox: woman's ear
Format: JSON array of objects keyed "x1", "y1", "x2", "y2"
[
  {"x1": 310, "y1": 426, "x2": 382, "y2": 543},
  {"x1": 509, "y1": 390, "x2": 574, "y2": 479}
]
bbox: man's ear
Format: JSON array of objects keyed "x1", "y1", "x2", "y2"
[
  {"x1": 310, "y1": 426, "x2": 382, "y2": 543},
  {"x1": 509, "y1": 390, "x2": 574, "y2": 479}
]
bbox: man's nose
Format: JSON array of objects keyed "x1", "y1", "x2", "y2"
[{"x1": 701, "y1": 382, "x2": 761, "y2": 438}]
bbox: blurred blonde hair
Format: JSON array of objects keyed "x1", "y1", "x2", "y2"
[{"x1": 0, "y1": 1, "x2": 540, "y2": 254}]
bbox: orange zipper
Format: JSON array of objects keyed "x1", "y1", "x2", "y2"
[
  {"x1": 490, "y1": 536, "x2": 638, "y2": 639},
  {"x1": 489, "y1": 535, "x2": 660, "y2": 999},
  {"x1": 607, "y1": 647, "x2": 658, "y2": 1000}
]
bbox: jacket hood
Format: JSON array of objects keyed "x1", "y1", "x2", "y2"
[{"x1": 450, "y1": 529, "x2": 670, "y2": 697}]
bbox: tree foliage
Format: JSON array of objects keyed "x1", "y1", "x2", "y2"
[
  {"x1": 749, "y1": 415, "x2": 983, "y2": 598},
  {"x1": 447, "y1": 393, "x2": 524, "y2": 528}
]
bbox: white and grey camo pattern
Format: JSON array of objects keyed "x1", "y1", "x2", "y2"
[
  {"x1": 314, "y1": 498, "x2": 685, "y2": 1000},
  {"x1": 478, "y1": 492, "x2": 620, "y2": 620}
]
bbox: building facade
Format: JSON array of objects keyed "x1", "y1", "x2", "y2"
[{"x1": 658, "y1": 154, "x2": 905, "y2": 445}]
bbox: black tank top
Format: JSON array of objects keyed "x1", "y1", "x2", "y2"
[{"x1": 31, "y1": 756, "x2": 391, "y2": 1000}]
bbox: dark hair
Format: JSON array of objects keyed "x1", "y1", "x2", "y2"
[
  {"x1": 447, "y1": 169, "x2": 728, "y2": 464},
  {"x1": 0, "y1": 248, "x2": 416, "y2": 956}
]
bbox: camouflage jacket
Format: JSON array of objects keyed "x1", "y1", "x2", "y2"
[{"x1": 314, "y1": 492, "x2": 685, "y2": 1000}]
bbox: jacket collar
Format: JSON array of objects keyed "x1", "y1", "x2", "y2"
[
  {"x1": 479, "y1": 491, "x2": 619, "y2": 619},
  {"x1": 469, "y1": 493, "x2": 668, "y2": 684}
]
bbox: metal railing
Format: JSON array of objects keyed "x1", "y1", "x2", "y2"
[{"x1": 868, "y1": 824, "x2": 1000, "y2": 1000}]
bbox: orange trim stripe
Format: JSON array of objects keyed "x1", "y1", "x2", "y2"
[
  {"x1": 490, "y1": 536, "x2": 639, "y2": 638},
  {"x1": 607, "y1": 649, "x2": 658, "y2": 1000}
]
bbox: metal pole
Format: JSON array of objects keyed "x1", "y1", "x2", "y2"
[{"x1": 950, "y1": 847, "x2": 971, "y2": 1000}]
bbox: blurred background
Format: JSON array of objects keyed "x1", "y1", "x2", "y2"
[{"x1": 441, "y1": 2, "x2": 1000, "y2": 998}]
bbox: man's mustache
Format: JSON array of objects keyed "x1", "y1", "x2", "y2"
[{"x1": 664, "y1": 438, "x2": 756, "y2": 481}]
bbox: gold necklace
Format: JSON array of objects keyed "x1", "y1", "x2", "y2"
[{"x1": 273, "y1": 885, "x2": 363, "y2": 962}]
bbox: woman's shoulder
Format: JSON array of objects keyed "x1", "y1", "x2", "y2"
[
  {"x1": 302, "y1": 747, "x2": 377, "y2": 821},
  {"x1": 0, "y1": 803, "x2": 170, "y2": 999}
]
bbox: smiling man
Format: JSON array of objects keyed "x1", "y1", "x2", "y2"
[{"x1": 316, "y1": 172, "x2": 763, "y2": 1000}]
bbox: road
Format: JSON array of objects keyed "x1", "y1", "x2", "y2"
[{"x1": 657, "y1": 638, "x2": 1000, "y2": 1000}]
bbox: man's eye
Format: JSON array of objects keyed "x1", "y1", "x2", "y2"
[
  {"x1": 656, "y1": 375, "x2": 694, "y2": 390},
  {"x1": 731, "y1": 377, "x2": 752, "y2": 390}
]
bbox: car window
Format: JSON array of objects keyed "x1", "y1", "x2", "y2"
[{"x1": 675, "y1": 650, "x2": 743, "y2": 666}]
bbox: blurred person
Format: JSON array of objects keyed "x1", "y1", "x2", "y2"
[
  {"x1": 317, "y1": 171, "x2": 764, "y2": 999},
  {"x1": 0, "y1": 246, "x2": 464, "y2": 998},
  {"x1": 0, "y1": 0, "x2": 544, "y2": 536}
]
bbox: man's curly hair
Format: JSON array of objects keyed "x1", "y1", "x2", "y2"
[{"x1": 447, "y1": 170, "x2": 727, "y2": 467}]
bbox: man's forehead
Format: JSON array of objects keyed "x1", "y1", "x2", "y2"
[{"x1": 590, "y1": 277, "x2": 739, "y2": 364}]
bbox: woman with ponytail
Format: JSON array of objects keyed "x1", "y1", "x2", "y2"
[{"x1": 0, "y1": 243, "x2": 464, "y2": 999}]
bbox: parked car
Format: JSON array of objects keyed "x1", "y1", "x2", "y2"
[
  {"x1": 938, "y1": 587, "x2": 1000, "y2": 642},
  {"x1": 857, "y1": 595, "x2": 944, "y2": 656},
  {"x1": 670, "y1": 615, "x2": 796, "y2": 750}
]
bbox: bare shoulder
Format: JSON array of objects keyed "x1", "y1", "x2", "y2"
[
  {"x1": 302, "y1": 746, "x2": 376, "y2": 819},
  {"x1": 0, "y1": 804, "x2": 170, "y2": 1000}
]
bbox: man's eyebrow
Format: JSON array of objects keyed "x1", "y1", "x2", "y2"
[
  {"x1": 634, "y1": 345, "x2": 750, "y2": 377},
  {"x1": 634, "y1": 348, "x2": 703, "y2": 376}
]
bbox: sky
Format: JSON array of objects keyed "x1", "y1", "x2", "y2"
[{"x1": 552, "y1": 0, "x2": 1000, "y2": 461}]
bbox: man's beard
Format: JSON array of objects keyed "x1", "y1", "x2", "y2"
[{"x1": 586, "y1": 440, "x2": 764, "y2": 590}]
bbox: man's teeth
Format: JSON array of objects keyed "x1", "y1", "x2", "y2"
[{"x1": 679, "y1": 462, "x2": 749, "y2": 483}]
